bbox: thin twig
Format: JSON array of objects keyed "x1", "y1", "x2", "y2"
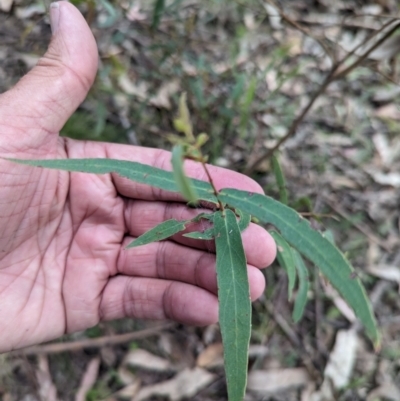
[
  {"x1": 323, "y1": 195, "x2": 392, "y2": 252},
  {"x1": 245, "y1": 19, "x2": 400, "y2": 174},
  {"x1": 264, "y1": 0, "x2": 333, "y2": 61},
  {"x1": 7, "y1": 323, "x2": 175, "y2": 356},
  {"x1": 201, "y1": 160, "x2": 225, "y2": 213}
]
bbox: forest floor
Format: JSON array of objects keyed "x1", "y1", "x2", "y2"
[{"x1": 0, "y1": 0, "x2": 400, "y2": 400}]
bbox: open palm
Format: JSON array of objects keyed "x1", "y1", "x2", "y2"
[{"x1": 0, "y1": 2, "x2": 275, "y2": 353}]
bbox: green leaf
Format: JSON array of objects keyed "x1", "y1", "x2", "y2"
[
  {"x1": 218, "y1": 188, "x2": 380, "y2": 347},
  {"x1": 214, "y1": 209, "x2": 251, "y2": 401},
  {"x1": 7, "y1": 158, "x2": 217, "y2": 204},
  {"x1": 271, "y1": 152, "x2": 288, "y2": 205},
  {"x1": 126, "y1": 219, "x2": 188, "y2": 248},
  {"x1": 291, "y1": 249, "x2": 310, "y2": 323},
  {"x1": 183, "y1": 208, "x2": 251, "y2": 240},
  {"x1": 171, "y1": 145, "x2": 199, "y2": 203},
  {"x1": 270, "y1": 231, "x2": 296, "y2": 300},
  {"x1": 151, "y1": 0, "x2": 165, "y2": 29},
  {"x1": 236, "y1": 208, "x2": 251, "y2": 232},
  {"x1": 173, "y1": 92, "x2": 194, "y2": 141}
]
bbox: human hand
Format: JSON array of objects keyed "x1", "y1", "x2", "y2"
[{"x1": 0, "y1": 1, "x2": 276, "y2": 353}]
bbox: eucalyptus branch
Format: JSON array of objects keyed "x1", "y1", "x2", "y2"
[{"x1": 200, "y1": 158, "x2": 225, "y2": 213}]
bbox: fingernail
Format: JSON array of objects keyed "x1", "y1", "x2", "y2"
[{"x1": 50, "y1": 2, "x2": 60, "y2": 35}]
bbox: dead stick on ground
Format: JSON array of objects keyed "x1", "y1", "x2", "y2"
[{"x1": 8, "y1": 322, "x2": 176, "y2": 356}]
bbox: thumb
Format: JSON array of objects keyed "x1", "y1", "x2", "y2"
[{"x1": 0, "y1": 1, "x2": 98, "y2": 148}]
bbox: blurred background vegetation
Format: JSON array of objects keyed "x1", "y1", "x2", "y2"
[{"x1": 1, "y1": 0, "x2": 400, "y2": 400}]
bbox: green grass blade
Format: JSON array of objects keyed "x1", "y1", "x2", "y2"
[
  {"x1": 171, "y1": 145, "x2": 199, "y2": 203},
  {"x1": 291, "y1": 249, "x2": 310, "y2": 323},
  {"x1": 214, "y1": 209, "x2": 251, "y2": 401},
  {"x1": 151, "y1": 0, "x2": 165, "y2": 29},
  {"x1": 126, "y1": 219, "x2": 188, "y2": 248},
  {"x1": 219, "y1": 188, "x2": 380, "y2": 347},
  {"x1": 7, "y1": 158, "x2": 216, "y2": 203},
  {"x1": 271, "y1": 152, "x2": 288, "y2": 205},
  {"x1": 270, "y1": 231, "x2": 296, "y2": 300}
]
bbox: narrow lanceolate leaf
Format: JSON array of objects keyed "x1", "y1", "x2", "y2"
[
  {"x1": 292, "y1": 249, "x2": 310, "y2": 323},
  {"x1": 7, "y1": 158, "x2": 217, "y2": 203},
  {"x1": 171, "y1": 145, "x2": 199, "y2": 203},
  {"x1": 270, "y1": 231, "x2": 297, "y2": 300},
  {"x1": 214, "y1": 209, "x2": 251, "y2": 401},
  {"x1": 219, "y1": 188, "x2": 380, "y2": 347},
  {"x1": 126, "y1": 219, "x2": 188, "y2": 248},
  {"x1": 271, "y1": 152, "x2": 288, "y2": 205}
]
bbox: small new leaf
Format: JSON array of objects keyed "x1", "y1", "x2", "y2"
[
  {"x1": 173, "y1": 92, "x2": 194, "y2": 141},
  {"x1": 214, "y1": 209, "x2": 251, "y2": 401},
  {"x1": 126, "y1": 219, "x2": 188, "y2": 248},
  {"x1": 171, "y1": 145, "x2": 199, "y2": 203}
]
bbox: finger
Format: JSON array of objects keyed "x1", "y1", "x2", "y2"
[
  {"x1": 99, "y1": 276, "x2": 219, "y2": 326},
  {"x1": 123, "y1": 199, "x2": 277, "y2": 268},
  {"x1": 0, "y1": 2, "x2": 98, "y2": 152},
  {"x1": 117, "y1": 238, "x2": 266, "y2": 299}
]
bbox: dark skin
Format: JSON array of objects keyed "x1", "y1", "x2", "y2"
[{"x1": 0, "y1": 1, "x2": 276, "y2": 353}]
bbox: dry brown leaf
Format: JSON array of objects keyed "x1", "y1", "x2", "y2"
[
  {"x1": 367, "y1": 264, "x2": 400, "y2": 291},
  {"x1": 15, "y1": 4, "x2": 45, "y2": 19},
  {"x1": 118, "y1": 74, "x2": 148, "y2": 99},
  {"x1": 247, "y1": 368, "x2": 310, "y2": 393},
  {"x1": 117, "y1": 366, "x2": 137, "y2": 386},
  {"x1": 196, "y1": 343, "x2": 223, "y2": 368},
  {"x1": 126, "y1": 5, "x2": 146, "y2": 22},
  {"x1": 263, "y1": 3, "x2": 282, "y2": 30},
  {"x1": 374, "y1": 104, "x2": 400, "y2": 121},
  {"x1": 367, "y1": 383, "x2": 400, "y2": 401},
  {"x1": 150, "y1": 80, "x2": 180, "y2": 110},
  {"x1": 75, "y1": 357, "x2": 101, "y2": 401},
  {"x1": 0, "y1": 0, "x2": 13, "y2": 12},
  {"x1": 323, "y1": 328, "x2": 358, "y2": 389},
  {"x1": 123, "y1": 349, "x2": 172, "y2": 372},
  {"x1": 113, "y1": 379, "x2": 141, "y2": 399},
  {"x1": 133, "y1": 367, "x2": 215, "y2": 401},
  {"x1": 369, "y1": 171, "x2": 400, "y2": 187},
  {"x1": 36, "y1": 355, "x2": 59, "y2": 401}
]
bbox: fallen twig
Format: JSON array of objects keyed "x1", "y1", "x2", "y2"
[{"x1": 8, "y1": 322, "x2": 176, "y2": 356}]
